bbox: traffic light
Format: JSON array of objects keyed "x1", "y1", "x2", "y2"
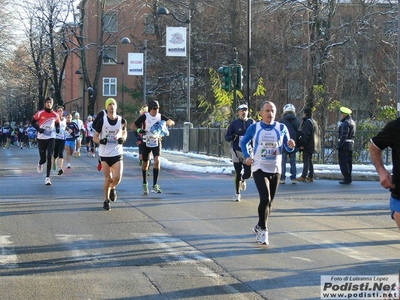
[
  {"x1": 235, "y1": 65, "x2": 243, "y2": 90},
  {"x1": 217, "y1": 66, "x2": 232, "y2": 92}
]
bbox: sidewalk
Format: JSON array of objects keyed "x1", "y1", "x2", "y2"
[{"x1": 123, "y1": 147, "x2": 380, "y2": 181}]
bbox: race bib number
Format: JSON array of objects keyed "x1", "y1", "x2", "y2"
[
  {"x1": 238, "y1": 136, "x2": 243, "y2": 148},
  {"x1": 43, "y1": 126, "x2": 52, "y2": 136},
  {"x1": 146, "y1": 136, "x2": 159, "y2": 148},
  {"x1": 260, "y1": 140, "x2": 277, "y2": 160},
  {"x1": 108, "y1": 134, "x2": 117, "y2": 144}
]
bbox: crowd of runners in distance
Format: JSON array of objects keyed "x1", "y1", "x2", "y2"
[{"x1": 0, "y1": 114, "x2": 94, "y2": 154}]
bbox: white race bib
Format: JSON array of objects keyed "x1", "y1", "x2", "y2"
[{"x1": 146, "y1": 136, "x2": 159, "y2": 148}]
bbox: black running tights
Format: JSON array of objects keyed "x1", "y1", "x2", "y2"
[
  {"x1": 252, "y1": 170, "x2": 279, "y2": 231},
  {"x1": 37, "y1": 138, "x2": 55, "y2": 177}
]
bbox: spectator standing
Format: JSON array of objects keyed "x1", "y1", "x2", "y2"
[
  {"x1": 31, "y1": 97, "x2": 60, "y2": 185},
  {"x1": 279, "y1": 104, "x2": 300, "y2": 184},
  {"x1": 297, "y1": 108, "x2": 318, "y2": 183},
  {"x1": 369, "y1": 119, "x2": 400, "y2": 230},
  {"x1": 93, "y1": 98, "x2": 127, "y2": 211},
  {"x1": 130, "y1": 100, "x2": 175, "y2": 195},
  {"x1": 224, "y1": 104, "x2": 255, "y2": 201},
  {"x1": 337, "y1": 106, "x2": 356, "y2": 184},
  {"x1": 240, "y1": 101, "x2": 295, "y2": 245}
]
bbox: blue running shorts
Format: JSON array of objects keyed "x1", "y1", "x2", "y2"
[{"x1": 389, "y1": 196, "x2": 400, "y2": 220}]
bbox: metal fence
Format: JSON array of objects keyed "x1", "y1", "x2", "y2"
[{"x1": 160, "y1": 127, "x2": 392, "y2": 165}]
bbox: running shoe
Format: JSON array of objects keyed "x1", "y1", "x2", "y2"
[
  {"x1": 78, "y1": 152, "x2": 81, "y2": 157},
  {"x1": 239, "y1": 180, "x2": 247, "y2": 191},
  {"x1": 67, "y1": 163, "x2": 71, "y2": 169},
  {"x1": 291, "y1": 179, "x2": 298, "y2": 184},
  {"x1": 52, "y1": 161, "x2": 56, "y2": 171},
  {"x1": 58, "y1": 168, "x2": 64, "y2": 176},
  {"x1": 142, "y1": 183, "x2": 149, "y2": 195},
  {"x1": 109, "y1": 188, "x2": 117, "y2": 202},
  {"x1": 103, "y1": 200, "x2": 111, "y2": 210},
  {"x1": 233, "y1": 193, "x2": 241, "y2": 202},
  {"x1": 37, "y1": 163, "x2": 43, "y2": 174},
  {"x1": 257, "y1": 230, "x2": 269, "y2": 245},
  {"x1": 253, "y1": 224, "x2": 261, "y2": 238},
  {"x1": 152, "y1": 184, "x2": 162, "y2": 193},
  {"x1": 45, "y1": 177, "x2": 51, "y2": 185},
  {"x1": 279, "y1": 180, "x2": 285, "y2": 184},
  {"x1": 253, "y1": 225, "x2": 268, "y2": 245}
]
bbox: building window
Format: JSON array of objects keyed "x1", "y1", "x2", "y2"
[
  {"x1": 103, "y1": 77, "x2": 117, "y2": 96},
  {"x1": 103, "y1": 46, "x2": 117, "y2": 64},
  {"x1": 103, "y1": 13, "x2": 118, "y2": 33}
]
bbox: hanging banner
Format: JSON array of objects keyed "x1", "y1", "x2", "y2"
[
  {"x1": 127, "y1": 53, "x2": 144, "y2": 76},
  {"x1": 166, "y1": 27, "x2": 187, "y2": 57}
]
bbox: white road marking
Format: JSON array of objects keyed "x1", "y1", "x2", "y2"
[
  {"x1": 0, "y1": 235, "x2": 17, "y2": 267},
  {"x1": 132, "y1": 233, "x2": 247, "y2": 299},
  {"x1": 286, "y1": 231, "x2": 381, "y2": 261},
  {"x1": 55, "y1": 234, "x2": 107, "y2": 262},
  {"x1": 131, "y1": 233, "x2": 212, "y2": 264}
]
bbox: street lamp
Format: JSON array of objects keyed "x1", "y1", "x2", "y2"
[
  {"x1": 157, "y1": 6, "x2": 192, "y2": 124},
  {"x1": 121, "y1": 37, "x2": 147, "y2": 105},
  {"x1": 247, "y1": 0, "x2": 252, "y2": 110},
  {"x1": 103, "y1": 54, "x2": 125, "y2": 115}
]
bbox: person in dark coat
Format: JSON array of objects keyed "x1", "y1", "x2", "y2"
[
  {"x1": 225, "y1": 104, "x2": 255, "y2": 201},
  {"x1": 279, "y1": 104, "x2": 300, "y2": 184},
  {"x1": 297, "y1": 108, "x2": 317, "y2": 182},
  {"x1": 337, "y1": 106, "x2": 356, "y2": 184}
]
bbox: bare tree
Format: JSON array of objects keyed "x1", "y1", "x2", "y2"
[{"x1": 13, "y1": 0, "x2": 75, "y2": 109}]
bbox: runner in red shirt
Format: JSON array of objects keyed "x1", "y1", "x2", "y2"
[{"x1": 32, "y1": 97, "x2": 60, "y2": 185}]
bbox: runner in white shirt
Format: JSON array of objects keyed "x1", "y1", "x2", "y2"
[
  {"x1": 53, "y1": 106, "x2": 67, "y2": 175},
  {"x1": 84, "y1": 115, "x2": 95, "y2": 157},
  {"x1": 93, "y1": 98, "x2": 127, "y2": 211},
  {"x1": 72, "y1": 112, "x2": 84, "y2": 157},
  {"x1": 240, "y1": 101, "x2": 296, "y2": 245}
]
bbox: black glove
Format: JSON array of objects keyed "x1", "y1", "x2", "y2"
[
  {"x1": 232, "y1": 134, "x2": 238, "y2": 141},
  {"x1": 137, "y1": 128, "x2": 146, "y2": 134},
  {"x1": 38, "y1": 128, "x2": 45, "y2": 133},
  {"x1": 99, "y1": 138, "x2": 108, "y2": 145},
  {"x1": 117, "y1": 137, "x2": 125, "y2": 145}
]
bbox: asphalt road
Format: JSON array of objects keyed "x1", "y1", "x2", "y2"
[{"x1": 0, "y1": 147, "x2": 398, "y2": 300}]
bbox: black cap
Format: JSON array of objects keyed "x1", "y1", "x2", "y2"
[
  {"x1": 304, "y1": 107, "x2": 312, "y2": 117},
  {"x1": 148, "y1": 100, "x2": 159, "y2": 110}
]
